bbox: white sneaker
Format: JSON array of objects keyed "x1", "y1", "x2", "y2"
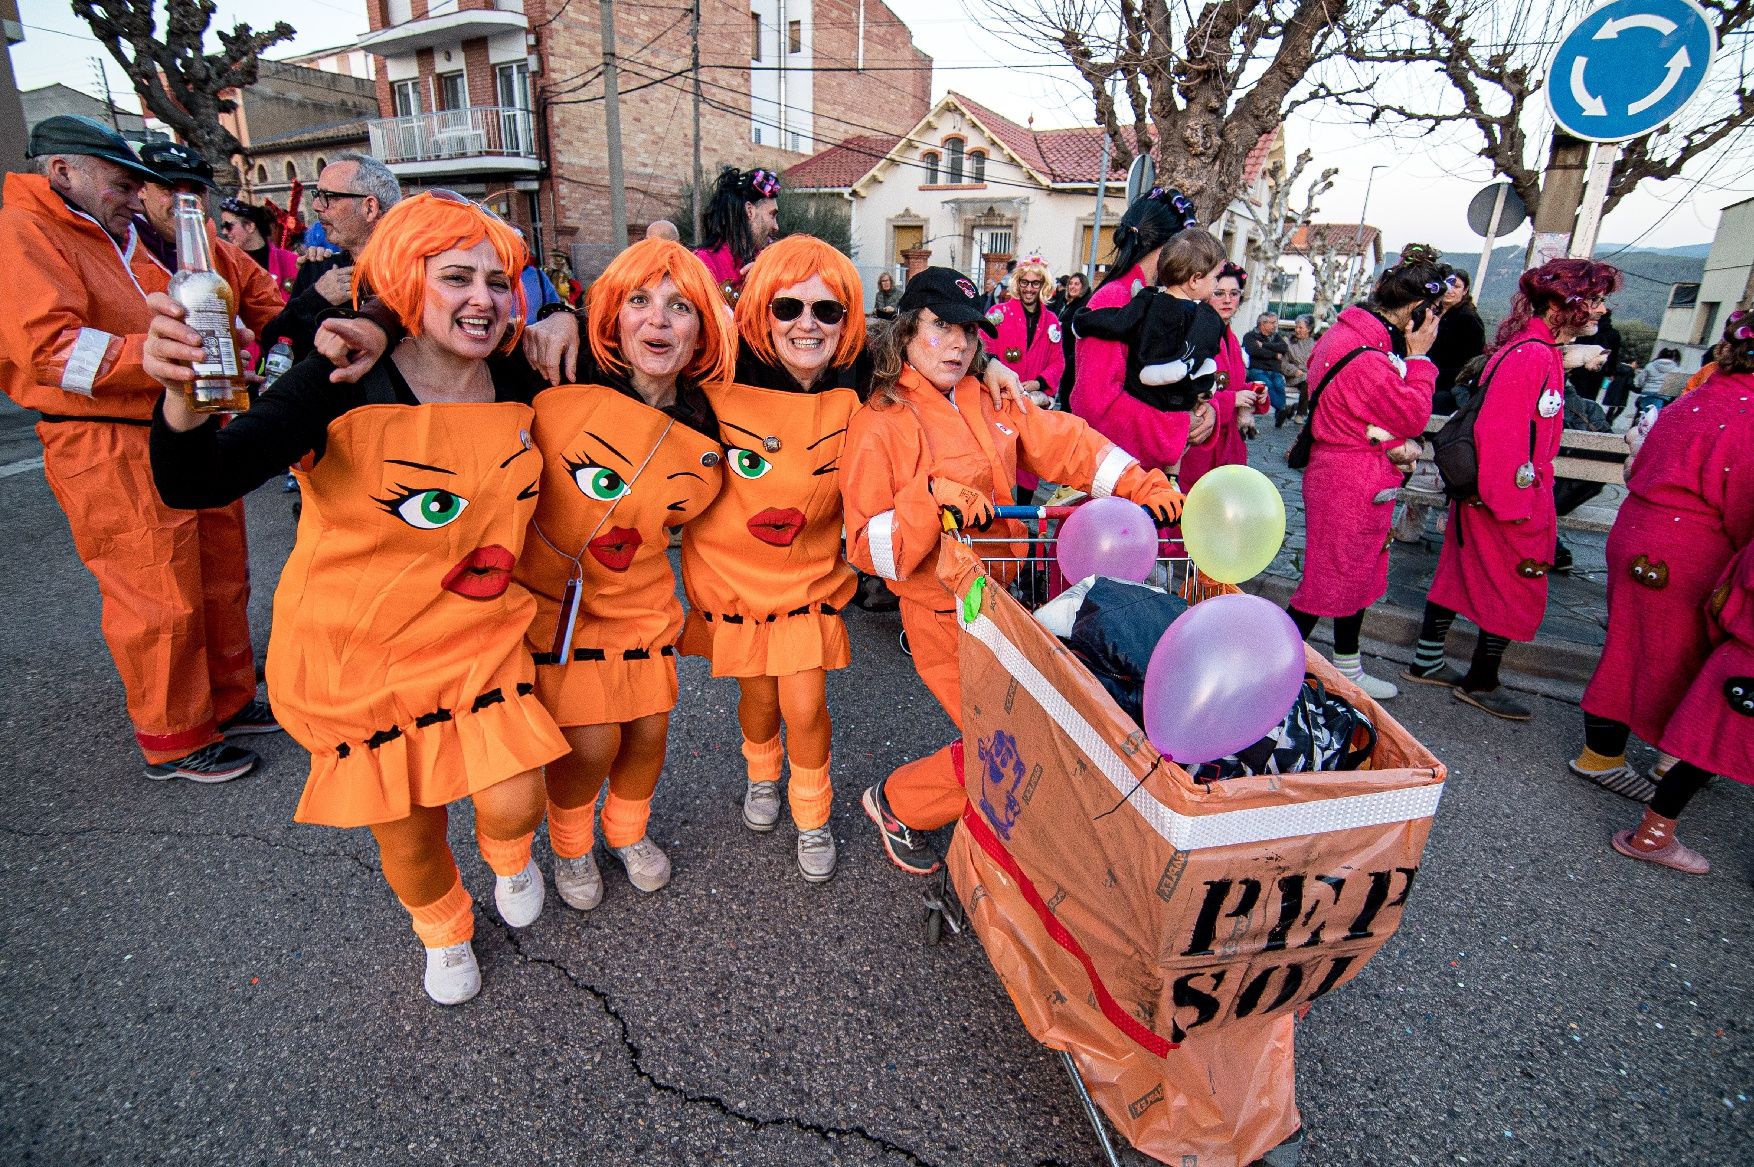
[
  {"x1": 423, "y1": 941, "x2": 480, "y2": 1006},
  {"x1": 552, "y1": 851, "x2": 604, "y2": 911},
  {"x1": 611, "y1": 837, "x2": 672, "y2": 893},
  {"x1": 743, "y1": 780, "x2": 781, "y2": 832},
  {"x1": 796, "y1": 825, "x2": 837, "y2": 883},
  {"x1": 493, "y1": 859, "x2": 545, "y2": 927},
  {"x1": 1344, "y1": 669, "x2": 1399, "y2": 700}
]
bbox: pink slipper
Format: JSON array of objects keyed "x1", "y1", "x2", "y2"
[{"x1": 1611, "y1": 830, "x2": 1711, "y2": 875}]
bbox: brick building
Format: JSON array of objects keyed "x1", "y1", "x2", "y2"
[{"x1": 355, "y1": 0, "x2": 930, "y2": 275}]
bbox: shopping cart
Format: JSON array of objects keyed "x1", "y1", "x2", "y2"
[{"x1": 929, "y1": 503, "x2": 1447, "y2": 1167}]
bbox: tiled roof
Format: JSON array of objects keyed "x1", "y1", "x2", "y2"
[
  {"x1": 1288, "y1": 222, "x2": 1382, "y2": 255},
  {"x1": 783, "y1": 134, "x2": 901, "y2": 190}
]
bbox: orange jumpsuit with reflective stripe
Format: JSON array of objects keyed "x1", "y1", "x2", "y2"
[
  {"x1": 0, "y1": 173, "x2": 283, "y2": 762},
  {"x1": 841, "y1": 365, "x2": 1173, "y2": 829}
]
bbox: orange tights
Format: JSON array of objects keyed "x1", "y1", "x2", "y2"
[
  {"x1": 368, "y1": 767, "x2": 545, "y2": 947},
  {"x1": 545, "y1": 713, "x2": 669, "y2": 857},
  {"x1": 737, "y1": 670, "x2": 833, "y2": 830}
]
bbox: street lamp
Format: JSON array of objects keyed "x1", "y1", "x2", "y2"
[{"x1": 1351, "y1": 164, "x2": 1386, "y2": 304}]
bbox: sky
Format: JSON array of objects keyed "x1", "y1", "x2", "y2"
[{"x1": 15, "y1": 0, "x2": 1750, "y2": 256}]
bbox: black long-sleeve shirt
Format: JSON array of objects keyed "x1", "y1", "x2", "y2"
[{"x1": 260, "y1": 252, "x2": 351, "y2": 362}]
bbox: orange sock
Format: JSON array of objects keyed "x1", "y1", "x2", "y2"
[
  {"x1": 546, "y1": 799, "x2": 597, "y2": 860},
  {"x1": 788, "y1": 755, "x2": 833, "y2": 831},
  {"x1": 476, "y1": 829, "x2": 534, "y2": 878},
  {"x1": 403, "y1": 877, "x2": 474, "y2": 948},
  {"x1": 601, "y1": 790, "x2": 652, "y2": 849},
  {"x1": 742, "y1": 735, "x2": 784, "y2": 784}
]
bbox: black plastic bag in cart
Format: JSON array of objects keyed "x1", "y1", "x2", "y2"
[{"x1": 1191, "y1": 674, "x2": 1378, "y2": 783}]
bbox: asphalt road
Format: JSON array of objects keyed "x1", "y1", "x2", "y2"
[{"x1": 0, "y1": 436, "x2": 1747, "y2": 1167}]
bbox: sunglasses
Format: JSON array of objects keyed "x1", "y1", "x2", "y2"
[
  {"x1": 311, "y1": 188, "x2": 368, "y2": 206},
  {"x1": 770, "y1": 297, "x2": 846, "y2": 325}
]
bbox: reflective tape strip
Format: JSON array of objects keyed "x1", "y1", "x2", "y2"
[
  {"x1": 868, "y1": 510, "x2": 899, "y2": 580},
  {"x1": 60, "y1": 328, "x2": 114, "y2": 396},
  {"x1": 1090, "y1": 446, "x2": 1134, "y2": 498},
  {"x1": 965, "y1": 613, "x2": 1444, "y2": 850}
]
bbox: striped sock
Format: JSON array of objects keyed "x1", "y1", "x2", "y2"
[
  {"x1": 1411, "y1": 637, "x2": 1449, "y2": 674},
  {"x1": 1332, "y1": 651, "x2": 1363, "y2": 679}
]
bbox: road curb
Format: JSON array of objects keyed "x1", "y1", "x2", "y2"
[{"x1": 1243, "y1": 573, "x2": 1602, "y2": 691}]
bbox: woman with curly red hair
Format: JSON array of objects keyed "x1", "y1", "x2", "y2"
[
  {"x1": 520, "y1": 238, "x2": 733, "y2": 907},
  {"x1": 144, "y1": 191, "x2": 569, "y2": 1006},
  {"x1": 1407, "y1": 256, "x2": 1622, "y2": 720}
]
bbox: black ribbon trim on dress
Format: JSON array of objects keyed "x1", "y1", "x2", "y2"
[
  {"x1": 415, "y1": 708, "x2": 453, "y2": 728},
  {"x1": 705, "y1": 603, "x2": 841, "y2": 623},
  {"x1": 533, "y1": 646, "x2": 677, "y2": 665},
  {"x1": 332, "y1": 683, "x2": 539, "y2": 757},
  {"x1": 471, "y1": 688, "x2": 506, "y2": 712}
]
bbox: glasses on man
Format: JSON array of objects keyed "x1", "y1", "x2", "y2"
[
  {"x1": 311, "y1": 188, "x2": 368, "y2": 207},
  {"x1": 769, "y1": 297, "x2": 846, "y2": 325},
  {"x1": 1017, "y1": 278, "x2": 1046, "y2": 289}
]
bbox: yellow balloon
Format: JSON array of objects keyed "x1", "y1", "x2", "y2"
[{"x1": 1179, "y1": 465, "x2": 1287, "y2": 584}]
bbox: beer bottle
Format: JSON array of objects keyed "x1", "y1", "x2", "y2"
[{"x1": 167, "y1": 193, "x2": 250, "y2": 413}]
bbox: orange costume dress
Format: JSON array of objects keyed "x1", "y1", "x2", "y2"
[
  {"x1": 520, "y1": 383, "x2": 724, "y2": 726},
  {"x1": 0, "y1": 172, "x2": 286, "y2": 764},
  {"x1": 841, "y1": 365, "x2": 1177, "y2": 833}
]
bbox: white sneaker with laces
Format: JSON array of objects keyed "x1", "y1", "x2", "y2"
[
  {"x1": 743, "y1": 780, "x2": 781, "y2": 832},
  {"x1": 552, "y1": 851, "x2": 604, "y2": 911},
  {"x1": 796, "y1": 826, "x2": 837, "y2": 883},
  {"x1": 494, "y1": 859, "x2": 545, "y2": 927},
  {"x1": 611, "y1": 837, "x2": 672, "y2": 893},
  {"x1": 1345, "y1": 669, "x2": 1399, "y2": 700},
  {"x1": 423, "y1": 941, "x2": 480, "y2": 1006}
]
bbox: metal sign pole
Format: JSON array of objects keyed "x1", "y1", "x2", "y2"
[
  {"x1": 1568, "y1": 142, "x2": 1622, "y2": 258},
  {"x1": 1475, "y1": 183, "x2": 1508, "y2": 291}
]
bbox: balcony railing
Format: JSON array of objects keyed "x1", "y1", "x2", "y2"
[{"x1": 368, "y1": 107, "x2": 537, "y2": 166}]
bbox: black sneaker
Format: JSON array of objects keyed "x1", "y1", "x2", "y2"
[
  {"x1": 1452, "y1": 685, "x2": 1532, "y2": 721},
  {"x1": 144, "y1": 742, "x2": 259, "y2": 784},
  {"x1": 861, "y1": 783, "x2": 942, "y2": 876},
  {"x1": 220, "y1": 698, "x2": 281, "y2": 737}
]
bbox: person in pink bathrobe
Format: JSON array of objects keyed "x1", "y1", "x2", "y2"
[
  {"x1": 1405, "y1": 257, "x2": 1622, "y2": 720},
  {"x1": 1569, "y1": 312, "x2": 1754, "y2": 801},
  {"x1": 1070, "y1": 188, "x2": 1214, "y2": 476},
  {"x1": 1613, "y1": 529, "x2": 1754, "y2": 875},
  {"x1": 1179, "y1": 261, "x2": 1266, "y2": 489},
  {"x1": 988, "y1": 253, "x2": 1066, "y2": 501},
  {"x1": 1285, "y1": 247, "x2": 1449, "y2": 699}
]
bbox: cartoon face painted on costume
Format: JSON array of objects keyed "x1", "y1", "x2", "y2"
[
  {"x1": 710, "y1": 382, "x2": 858, "y2": 552},
  {"x1": 312, "y1": 404, "x2": 542, "y2": 605},
  {"x1": 528, "y1": 385, "x2": 722, "y2": 575},
  {"x1": 1629, "y1": 554, "x2": 1670, "y2": 590},
  {"x1": 1537, "y1": 384, "x2": 1564, "y2": 419},
  {"x1": 1726, "y1": 677, "x2": 1754, "y2": 717}
]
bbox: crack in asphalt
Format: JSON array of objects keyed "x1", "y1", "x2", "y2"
[
  {"x1": 488, "y1": 917, "x2": 942, "y2": 1167},
  {"x1": 0, "y1": 820, "x2": 381, "y2": 878}
]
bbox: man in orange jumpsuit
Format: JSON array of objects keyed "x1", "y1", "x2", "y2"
[{"x1": 0, "y1": 116, "x2": 282, "y2": 782}]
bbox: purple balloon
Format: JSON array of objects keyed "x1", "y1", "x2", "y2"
[
  {"x1": 1056, "y1": 497, "x2": 1158, "y2": 584},
  {"x1": 1141, "y1": 593, "x2": 1306, "y2": 764}
]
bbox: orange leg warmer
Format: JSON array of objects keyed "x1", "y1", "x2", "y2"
[
  {"x1": 741, "y1": 733, "x2": 785, "y2": 785},
  {"x1": 545, "y1": 800, "x2": 597, "y2": 860},
  {"x1": 370, "y1": 804, "x2": 473, "y2": 945},
  {"x1": 404, "y1": 878, "x2": 475, "y2": 949},
  {"x1": 470, "y1": 768, "x2": 544, "y2": 877},
  {"x1": 787, "y1": 757, "x2": 833, "y2": 832},
  {"x1": 549, "y1": 715, "x2": 669, "y2": 850},
  {"x1": 601, "y1": 791, "x2": 653, "y2": 849}
]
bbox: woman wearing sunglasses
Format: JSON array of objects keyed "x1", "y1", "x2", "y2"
[
  {"x1": 218, "y1": 198, "x2": 298, "y2": 301},
  {"x1": 143, "y1": 192, "x2": 569, "y2": 1006}
]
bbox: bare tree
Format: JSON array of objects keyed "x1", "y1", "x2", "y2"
[
  {"x1": 975, "y1": 1, "x2": 1386, "y2": 222},
  {"x1": 74, "y1": 0, "x2": 294, "y2": 191},
  {"x1": 1327, "y1": 0, "x2": 1754, "y2": 219},
  {"x1": 1242, "y1": 145, "x2": 1338, "y2": 304},
  {"x1": 1287, "y1": 223, "x2": 1376, "y2": 321}
]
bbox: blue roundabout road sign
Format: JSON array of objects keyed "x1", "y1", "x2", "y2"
[{"x1": 1547, "y1": 0, "x2": 1718, "y2": 143}]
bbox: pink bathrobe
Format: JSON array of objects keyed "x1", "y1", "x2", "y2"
[
  {"x1": 1427, "y1": 320, "x2": 1565, "y2": 641},
  {"x1": 1288, "y1": 307, "x2": 1435, "y2": 618},
  {"x1": 1581, "y1": 371, "x2": 1754, "y2": 743},
  {"x1": 1178, "y1": 328, "x2": 1251, "y2": 489},
  {"x1": 1660, "y1": 541, "x2": 1754, "y2": 785},
  {"x1": 989, "y1": 297, "x2": 1067, "y2": 492},
  {"x1": 1070, "y1": 264, "x2": 1191, "y2": 475}
]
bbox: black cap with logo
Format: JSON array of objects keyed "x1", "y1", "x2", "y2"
[
  {"x1": 897, "y1": 266, "x2": 1000, "y2": 337},
  {"x1": 26, "y1": 115, "x2": 160, "y2": 182},
  {"x1": 138, "y1": 141, "x2": 215, "y2": 189}
]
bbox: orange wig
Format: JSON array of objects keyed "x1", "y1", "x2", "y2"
[
  {"x1": 352, "y1": 192, "x2": 529, "y2": 352},
  {"x1": 585, "y1": 238, "x2": 735, "y2": 386},
  {"x1": 734, "y1": 235, "x2": 867, "y2": 370}
]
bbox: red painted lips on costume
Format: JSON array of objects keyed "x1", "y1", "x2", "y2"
[
  {"x1": 587, "y1": 526, "x2": 643, "y2": 572},
  {"x1": 442, "y1": 545, "x2": 516, "y2": 599},
  {"x1": 747, "y1": 507, "x2": 806, "y2": 547}
]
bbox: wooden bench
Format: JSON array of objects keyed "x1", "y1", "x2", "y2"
[{"x1": 1395, "y1": 420, "x2": 1629, "y2": 536}]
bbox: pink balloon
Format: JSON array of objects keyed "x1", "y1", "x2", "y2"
[
  {"x1": 1142, "y1": 593, "x2": 1306, "y2": 764},
  {"x1": 1056, "y1": 497, "x2": 1158, "y2": 584}
]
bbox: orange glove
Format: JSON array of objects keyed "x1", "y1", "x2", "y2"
[
  {"x1": 930, "y1": 477, "x2": 995, "y2": 531},
  {"x1": 1133, "y1": 481, "x2": 1185, "y2": 527}
]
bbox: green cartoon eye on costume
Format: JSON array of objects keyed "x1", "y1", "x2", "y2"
[
  {"x1": 382, "y1": 488, "x2": 469, "y2": 529},
  {"x1": 565, "y1": 457, "x2": 630, "y2": 501},
  {"x1": 727, "y1": 448, "x2": 772, "y2": 480}
]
